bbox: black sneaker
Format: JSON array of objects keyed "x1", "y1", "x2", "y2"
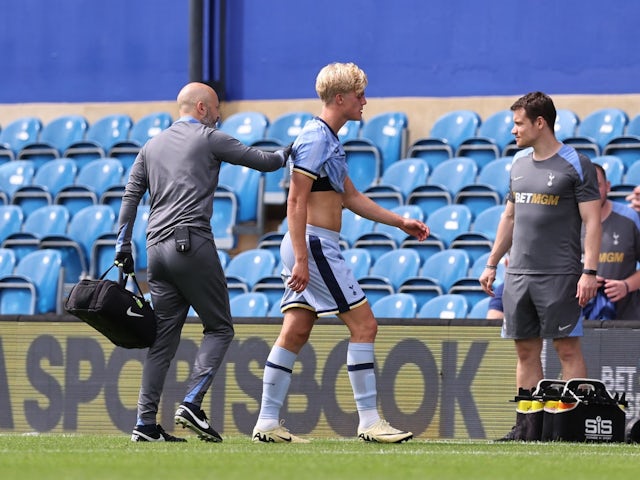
[
  {"x1": 131, "y1": 424, "x2": 187, "y2": 442},
  {"x1": 175, "y1": 402, "x2": 223, "y2": 442},
  {"x1": 495, "y1": 423, "x2": 526, "y2": 442}
]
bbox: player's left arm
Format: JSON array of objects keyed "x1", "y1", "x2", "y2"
[
  {"x1": 577, "y1": 199, "x2": 601, "y2": 306},
  {"x1": 342, "y1": 176, "x2": 429, "y2": 240}
]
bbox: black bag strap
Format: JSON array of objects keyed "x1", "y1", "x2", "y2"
[{"x1": 100, "y1": 264, "x2": 146, "y2": 297}]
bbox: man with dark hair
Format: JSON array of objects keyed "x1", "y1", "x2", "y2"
[{"x1": 479, "y1": 91, "x2": 601, "y2": 441}]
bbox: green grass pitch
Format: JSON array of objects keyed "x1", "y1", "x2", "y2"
[{"x1": 0, "y1": 434, "x2": 639, "y2": 480}]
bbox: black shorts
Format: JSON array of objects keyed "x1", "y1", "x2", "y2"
[{"x1": 502, "y1": 273, "x2": 582, "y2": 340}]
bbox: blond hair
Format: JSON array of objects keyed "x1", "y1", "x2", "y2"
[{"x1": 315, "y1": 62, "x2": 368, "y2": 104}]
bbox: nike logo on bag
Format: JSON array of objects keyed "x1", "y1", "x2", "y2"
[
  {"x1": 126, "y1": 307, "x2": 144, "y2": 318},
  {"x1": 559, "y1": 324, "x2": 573, "y2": 331},
  {"x1": 513, "y1": 176, "x2": 524, "y2": 181}
]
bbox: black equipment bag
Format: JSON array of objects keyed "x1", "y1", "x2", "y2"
[
  {"x1": 65, "y1": 265, "x2": 156, "y2": 349},
  {"x1": 551, "y1": 378, "x2": 627, "y2": 442}
]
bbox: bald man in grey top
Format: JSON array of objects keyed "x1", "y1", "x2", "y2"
[{"x1": 116, "y1": 82, "x2": 289, "y2": 442}]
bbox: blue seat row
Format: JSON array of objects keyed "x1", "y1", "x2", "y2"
[
  {"x1": 0, "y1": 112, "x2": 173, "y2": 171},
  {"x1": 224, "y1": 290, "x2": 489, "y2": 320}
]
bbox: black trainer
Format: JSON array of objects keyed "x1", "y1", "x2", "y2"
[
  {"x1": 495, "y1": 423, "x2": 526, "y2": 442},
  {"x1": 175, "y1": 402, "x2": 223, "y2": 442},
  {"x1": 131, "y1": 424, "x2": 187, "y2": 442}
]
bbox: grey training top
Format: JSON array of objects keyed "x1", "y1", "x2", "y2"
[
  {"x1": 506, "y1": 144, "x2": 600, "y2": 275},
  {"x1": 597, "y1": 202, "x2": 640, "y2": 319},
  {"x1": 116, "y1": 117, "x2": 285, "y2": 252}
]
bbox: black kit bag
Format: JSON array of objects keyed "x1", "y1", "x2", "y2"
[
  {"x1": 65, "y1": 265, "x2": 156, "y2": 349},
  {"x1": 552, "y1": 378, "x2": 627, "y2": 442}
]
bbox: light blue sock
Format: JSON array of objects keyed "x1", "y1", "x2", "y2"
[
  {"x1": 347, "y1": 342, "x2": 380, "y2": 428},
  {"x1": 256, "y1": 345, "x2": 297, "y2": 430}
]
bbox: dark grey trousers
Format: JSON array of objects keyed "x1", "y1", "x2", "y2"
[{"x1": 137, "y1": 231, "x2": 234, "y2": 424}]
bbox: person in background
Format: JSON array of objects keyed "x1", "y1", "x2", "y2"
[
  {"x1": 479, "y1": 91, "x2": 601, "y2": 441},
  {"x1": 583, "y1": 163, "x2": 640, "y2": 320},
  {"x1": 625, "y1": 185, "x2": 640, "y2": 213},
  {"x1": 251, "y1": 62, "x2": 429, "y2": 444},
  {"x1": 486, "y1": 282, "x2": 505, "y2": 320},
  {"x1": 115, "y1": 82, "x2": 290, "y2": 442}
]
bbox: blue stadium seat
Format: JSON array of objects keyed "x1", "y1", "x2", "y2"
[
  {"x1": 554, "y1": 109, "x2": 579, "y2": 142},
  {"x1": 563, "y1": 108, "x2": 628, "y2": 157},
  {"x1": 0, "y1": 160, "x2": 36, "y2": 204},
  {"x1": 468, "y1": 296, "x2": 491, "y2": 319},
  {"x1": 257, "y1": 231, "x2": 286, "y2": 265},
  {"x1": 344, "y1": 139, "x2": 381, "y2": 191},
  {"x1": 470, "y1": 252, "x2": 507, "y2": 285},
  {"x1": 338, "y1": 120, "x2": 362, "y2": 143},
  {"x1": 218, "y1": 111, "x2": 268, "y2": 145},
  {"x1": 0, "y1": 249, "x2": 62, "y2": 314},
  {"x1": 354, "y1": 205, "x2": 423, "y2": 262},
  {"x1": 373, "y1": 205, "x2": 425, "y2": 246},
  {"x1": 400, "y1": 236, "x2": 445, "y2": 267},
  {"x1": 218, "y1": 163, "x2": 264, "y2": 233},
  {"x1": 349, "y1": 111, "x2": 408, "y2": 174},
  {"x1": 250, "y1": 138, "x2": 289, "y2": 206},
  {"x1": 397, "y1": 277, "x2": 443, "y2": 310},
  {"x1": 420, "y1": 248, "x2": 470, "y2": 292},
  {"x1": 428, "y1": 156, "x2": 478, "y2": 198},
  {"x1": 39, "y1": 204, "x2": 115, "y2": 283},
  {"x1": 10, "y1": 158, "x2": 77, "y2": 216},
  {"x1": 371, "y1": 293, "x2": 417, "y2": 319},
  {"x1": 448, "y1": 277, "x2": 485, "y2": 312},
  {"x1": 0, "y1": 117, "x2": 42, "y2": 160},
  {"x1": 211, "y1": 187, "x2": 238, "y2": 250},
  {"x1": 406, "y1": 184, "x2": 452, "y2": 219},
  {"x1": 592, "y1": 155, "x2": 624, "y2": 186},
  {"x1": 64, "y1": 114, "x2": 133, "y2": 170},
  {"x1": 417, "y1": 294, "x2": 469, "y2": 319},
  {"x1": 456, "y1": 110, "x2": 514, "y2": 169},
  {"x1": 469, "y1": 205, "x2": 505, "y2": 242},
  {"x1": 0, "y1": 205, "x2": 24, "y2": 243},
  {"x1": 341, "y1": 248, "x2": 373, "y2": 280},
  {"x1": 2, "y1": 205, "x2": 70, "y2": 263},
  {"x1": 95, "y1": 204, "x2": 148, "y2": 279},
  {"x1": 407, "y1": 110, "x2": 480, "y2": 171},
  {"x1": 450, "y1": 232, "x2": 492, "y2": 265},
  {"x1": 624, "y1": 160, "x2": 640, "y2": 186},
  {"x1": 225, "y1": 248, "x2": 276, "y2": 290},
  {"x1": 426, "y1": 204, "x2": 473, "y2": 248},
  {"x1": 602, "y1": 113, "x2": 640, "y2": 171},
  {"x1": 340, "y1": 209, "x2": 375, "y2": 248},
  {"x1": 0, "y1": 248, "x2": 17, "y2": 276},
  {"x1": 267, "y1": 301, "x2": 284, "y2": 317},
  {"x1": 217, "y1": 249, "x2": 230, "y2": 270},
  {"x1": 454, "y1": 185, "x2": 501, "y2": 219},
  {"x1": 18, "y1": 115, "x2": 88, "y2": 170},
  {"x1": 359, "y1": 248, "x2": 421, "y2": 291},
  {"x1": 262, "y1": 111, "x2": 313, "y2": 146},
  {"x1": 359, "y1": 277, "x2": 394, "y2": 306},
  {"x1": 54, "y1": 158, "x2": 124, "y2": 217},
  {"x1": 251, "y1": 275, "x2": 285, "y2": 309},
  {"x1": 364, "y1": 158, "x2": 429, "y2": 210},
  {"x1": 473, "y1": 156, "x2": 513, "y2": 202},
  {"x1": 230, "y1": 292, "x2": 270, "y2": 317},
  {"x1": 109, "y1": 112, "x2": 173, "y2": 170}
]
